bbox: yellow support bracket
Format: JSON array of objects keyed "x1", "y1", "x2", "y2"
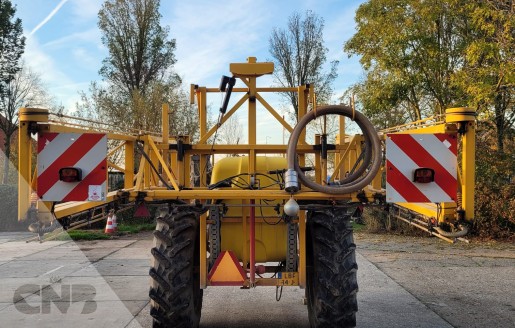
[
  {"x1": 256, "y1": 94, "x2": 294, "y2": 133},
  {"x1": 330, "y1": 135, "x2": 358, "y2": 181},
  {"x1": 107, "y1": 161, "x2": 125, "y2": 173},
  {"x1": 134, "y1": 142, "x2": 148, "y2": 191},
  {"x1": 107, "y1": 141, "x2": 126, "y2": 158},
  {"x1": 147, "y1": 137, "x2": 180, "y2": 190},
  {"x1": 198, "y1": 94, "x2": 249, "y2": 144}
]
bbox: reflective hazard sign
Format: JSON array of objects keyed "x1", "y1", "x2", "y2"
[
  {"x1": 37, "y1": 132, "x2": 107, "y2": 202},
  {"x1": 386, "y1": 133, "x2": 457, "y2": 203}
]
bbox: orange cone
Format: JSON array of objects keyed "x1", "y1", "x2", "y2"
[
  {"x1": 105, "y1": 213, "x2": 115, "y2": 234},
  {"x1": 111, "y1": 214, "x2": 117, "y2": 232}
]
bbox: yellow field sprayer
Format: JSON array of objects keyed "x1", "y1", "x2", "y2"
[{"x1": 17, "y1": 57, "x2": 476, "y2": 327}]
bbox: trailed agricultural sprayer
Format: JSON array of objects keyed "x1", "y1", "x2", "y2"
[{"x1": 18, "y1": 57, "x2": 476, "y2": 327}]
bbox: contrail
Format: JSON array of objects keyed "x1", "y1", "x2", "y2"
[{"x1": 29, "y1": 0, "x2": 69, "y2": 37}]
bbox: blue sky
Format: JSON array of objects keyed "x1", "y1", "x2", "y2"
[{"x1": 12, "y1": 0, "x2": 365, "y2": 142}]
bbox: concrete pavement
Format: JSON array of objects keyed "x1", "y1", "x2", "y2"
[{"x1": 0, "y1": 231, "x2": 457, "y2": 327}]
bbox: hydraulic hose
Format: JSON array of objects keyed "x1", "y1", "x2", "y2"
[
  {"x1": 434, "y1": 225, "x2": 470, "y2": 238},
  {"x1": 285, "y1": 105, "x2": 382, "y2": 195}
]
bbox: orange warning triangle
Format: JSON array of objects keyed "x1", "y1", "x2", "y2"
[{"x1": 208, "y1": 251, "x2": 246, "y2": 286}]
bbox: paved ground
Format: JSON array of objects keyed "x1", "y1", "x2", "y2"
[
  {"x1": 0, "y1": 231, "x2": 513, "y2": 328},
  {"x1": 354, "y1": 232, "x2": 515, "y2": 328}
]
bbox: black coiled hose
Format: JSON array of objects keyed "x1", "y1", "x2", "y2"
[{"x1": 286, "y1": 105, "x2": 381, "y2": 194}]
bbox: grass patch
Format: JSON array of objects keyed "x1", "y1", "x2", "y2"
[
  {"x1": 117, "y1": 222, "x2": 156, "y2": 234},
  {"x1": 352, "y1": 221, "x2": 366, "y2": 233},
  {"x1": 52, "y1": 222, "x2": 157, "y2": 241},
  {"x1": 55, "y1": 230, "x2": 111, "y2": 241}
]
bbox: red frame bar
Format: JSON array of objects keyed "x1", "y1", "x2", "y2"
[{"x1": 249, "y1": 199, "x2": 256, "y2": 286}]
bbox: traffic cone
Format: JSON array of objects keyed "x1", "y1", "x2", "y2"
[
  {"x1": 105, "y1": 213, "x2": 115, "y2": 234},
  {"x1": 111, "y1": 214, "x2": 117, "y2": 232}
]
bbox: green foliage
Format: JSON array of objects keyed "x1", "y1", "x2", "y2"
[
  {"x1": 345, "y1": 0, "x2": 470, "y2": 121},
  {"x1": 344, "y1": 0, "x2": 514, "y2": 152},
  {"x1": 0, "y1": 0, "x2": 25, "y2": 93},
  {"x1": 269, "y1": 10, "x2": 338, "y2": 118},
  {"x1": 351, "y1": 221, "x2": 366, "y2": 233},
  {"x1": 0, "y1": 0, "x2": 25, "y2": 184},
  {"x1": 474, "y1": 124, "x2": 515, "y2": 240},
  {"x1": 54, "y1": 220, "x2": 155, "y2": 241},
  {"x1": 344, "y1": 1, "x2": 514, "y2": 239},
  {"x1": 453, "y1": 1, "x2": 515, "y2": 152}
]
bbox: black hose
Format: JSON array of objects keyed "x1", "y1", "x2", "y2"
[{"x1": 286, "y1": 105, "x2": 381, "y2": 194}]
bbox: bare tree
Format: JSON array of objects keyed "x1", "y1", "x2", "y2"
[
  {"x1": 269, "y1": 10, "x2": 338, "y2": 119},
  {"x1": 76, "y1": 77, "x2": 198, "y2": 137},
  {"x1": 0, "y1": 64, "x2": 50, "y2": 183},
  {"x1": 217, "y1": 113, "x2": 243, "y2": 146}
]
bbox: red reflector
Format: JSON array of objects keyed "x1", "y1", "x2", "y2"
[
  {"x1": 413, "y1": 168, "x2": 434, "y2": 183},
  {"x1": 59, "y1": 167, "x2": 82, "y2": 182}
]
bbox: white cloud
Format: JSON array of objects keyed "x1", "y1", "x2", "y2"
[
  {"x1": 29, "y1": 0, "x2": 69, "y2": 36},
  {"x1": 72, "y1": 47, "x2": 99, "y2": 67},
  {"x1": 23, "y1": 37, "x2": 83, "y2": 112},
  {"x1": 24, "y1": 38, "x2": 73, "y2": 86},
  {"x1": 43, "y1": 28, "x2": 102, "y2": 49},
  {"x1": 164, "y1": 0, "x2": 274, "y2": 86},
  {"x1": 69, "y1": 0, "x2": 103, "y2": 23}
]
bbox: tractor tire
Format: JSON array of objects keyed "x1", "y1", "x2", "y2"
[
  {"x1": 149, "y1": 210, "x2": 203, "y2": 328},
  {"x1": 306, "y1": 211, "x2": 358, "y2": 328}
]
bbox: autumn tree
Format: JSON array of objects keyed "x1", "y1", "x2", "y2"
[
  {"x1": 344, "y1": 0, "x2": 514, "y2": 152},
  {"x1": 79, "y1": 0, "x2": 197, "y2": 136},
  {"x1": 454, "y1": 1, "x2": 514, "y2": 152},
  {"x1": 344, "y1": 0, "x2": 514, "y2": 238},
  {"x1": 344, "y1": 0, "x2": 470, "y2": 122},
  {"x1": 269, "y1": 10, "x2": 338, "y2": 119},
  {"x1": 77, "y1": 78, "x2": 198, "y2": 139},
  {"x1": 0, "y1": 0, "x2": 25, "y2": 184}
]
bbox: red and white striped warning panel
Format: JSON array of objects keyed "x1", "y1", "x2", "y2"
[
  {"x1": 386, "y1": 133, "x2": 457, "y2": 203},
  {"x1": 37, "y1": 132, "x2": 107, "y2": 202}
]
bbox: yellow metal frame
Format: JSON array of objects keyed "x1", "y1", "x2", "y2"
[
  {"x1": 18, "y1": 58, "x2": 476, "y2": 289},
  {"x1": 384, "y1": 107, "x2": 476, "y2": 223},
  {"x1": 17, "y1": 58, "x2": 373, "y2": 290}
]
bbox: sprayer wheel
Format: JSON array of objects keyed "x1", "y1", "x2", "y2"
[
  {"x1": 306, "y1": 211, "x2": 358, "y2": 327},
  {"x1": 149, "y1": 210, "x2": 203, "y2": 328}
]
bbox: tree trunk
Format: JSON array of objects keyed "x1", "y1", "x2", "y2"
[{"x1": 494, "y1": 93, "x2": 505, "y2": 154}]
